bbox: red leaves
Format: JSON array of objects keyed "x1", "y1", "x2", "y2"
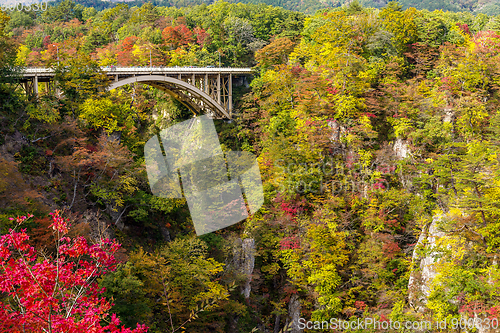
[
  {"x1": 8, "y1": 214, "x2": 34, "y2": 225},
  {"x1": 459, "y1": 300, "x2": 488, "y2": 317},
  {"x1": 121, "y1": 36, "x2": 138, "y2": 52},
  {"x1": 354, "y1": 300, "x2": 367, "y2": 311},
  {"x1": 0, "y1": 212, "x2": 148, "y2": 333},
  {"x1": 162, "y1": 24, "x2": 194, "y2": 48},
  {"x1": 472, "y1": 30, "x2": 500, "y2": 54},
  {"x1": 326, "y1": 86, "x2": 339, "y2": 95},
  {"x1": 49, "y1": 210, "x2": 69, "y2": 234},
  {"x1": 280, "y1": 236, "x2": 300, "y2": 250},
  {"x1": 43, "y1": 35, "x2": 52, "y2": 49},
  {"x1": 117, "y1": 37, "x2": 138, "y2": 66},
  {"x1": 280, "y1": 201, "x2": 299, "y2": 218},
  {"x1": 372, "y1": 181, "x2": 386, "y2": 190},
  {"x1": 457, "y1": 23, "x2": 470, "y2": 36},
  {"x1": 193, "y1": 26, "x2": 210, "y2": 47},
  {"x1": 381, "y1": 240, "x2": 401, "y2": 259}
]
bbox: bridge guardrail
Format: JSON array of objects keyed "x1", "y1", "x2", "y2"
[{"x1": 22, "y1": 67, "x2": 253, "y2": 75}]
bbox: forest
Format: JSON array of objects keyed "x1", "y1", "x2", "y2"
[
  {"x1": 42, "y1": 0, "x2": 500, "y2": 16},
  {"x1": 1, "y1": 0, "x2": 500, "y2": 332}
]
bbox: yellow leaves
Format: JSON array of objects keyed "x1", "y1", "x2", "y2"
[
  {"x1": 96, "y1": 47, "x2": 117, "y2": 66},
  {"x1": 484, "y1": 178, "x2": 500, "y2": 201},
  {"x1": 0, "y1": 9, "x2": 9, "y2": 37},
  {"x1": 357, "y1": 148, "x2": 373, "y2": 168},
  {"x1": 168, "y1": 45, "x2": 199, "y2": 67},
  {"x1": 379, "y1": 5, "x2": 419, "y2": 52},
  {"x1": 456, "y1": 97, "x2": 488, "y2": 137},
  {"x1": 80, "y1": 97, "x2": 120, "y2": 133},
  {"x1": 306, "y1": 223, "x2": 349, "y2": 266},
  {"x1": 387, "y1": 116, "x2": 414, "y2": 138},
  {"x1": 330, "y1": 93, "x2": 362, "y2": 120},
  {"x1": 16, "y1": 45, "x2": 30, "y2": 66},
  {"x1": 450, "y1": 24, "x2": 471, "y2": 47},
  {"x1": 261, "y1": 66, "x2": 296, "y2": 106},
  {"x1": 127, "y1": 237, "x2": 229, "y2": 327},
  {"x1": 448, "y1": 207, "x2": 463, "y2": 218},
  {"x1": 118, "y1": 174, "x2": 138, "y2": 196},
  {"x1": 288, "y1": 39, "x2": 308, "y2": 65},
  {"x1": 319, "y1": 43, "x2": 344, "y2": 59},
  {"x1": 358, "y1": 60, "x2": 384, "y2": 85},
  {"x1": 313, "y1": 11, "x2": 352, "y2": 46},
  {"x1": 27, "y1": 99, "x2": 61, "y2": 124},
  {"x1": 79, "y1": 91, "x2": 142, "y2": 134},
  {"x1": 131, "y1": 43, "x2": 153, "y2": 65}
]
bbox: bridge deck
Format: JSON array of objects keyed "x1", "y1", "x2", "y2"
[{"x1": 22, "y1": 67, "x2": 253, "y2": 77}]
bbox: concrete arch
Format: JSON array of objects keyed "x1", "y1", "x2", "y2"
[{"x1": 108, "y1": 75, "x2": 230, "y2": 118}]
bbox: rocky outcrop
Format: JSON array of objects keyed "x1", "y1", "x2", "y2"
[
  {"x1": 443, "y1": 107, "x2": 454, "y2": 123},
  {"x1": 393, "y1": 138, "x2": 409, "y2": 159},
  {"x1": 159, "y1": 223, "x2": 171, "y2": 242},
  {"x1": 408, "y1": 215, "x2": 446, "y2": 312},
  {"x1": 105, "y1": 201, "x2": 128, "y2": 231},
  {"x1": 288, "y1": 294, "x2": 302, "y2": 333},
  {"x1": 408, "y1": 213, "x2": 499, "y2": 333},
  {"x1": 232, "y1": 238, "x2": 255, "y2": 299},
  {"x1": 328, "y1": 120, "x2": 347, "y2": 143},
  {"x1": 0, "y1": 131, "x2": 30, "y2": 162},
  {"x1": 80, "y1": 209, "x2": 115, "y2": 243}
]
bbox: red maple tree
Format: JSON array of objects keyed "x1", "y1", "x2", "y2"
[{"x1": 0, "y1": 212, "x2": 148, "y2": 333}]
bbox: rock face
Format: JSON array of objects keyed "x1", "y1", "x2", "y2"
[
  {"x1": 288, "y1": 294, "x2": 302, "y2": 333},
  {"x1": 408, "y1": 215, "x2": 446, "y2": 312},
  {"x1": 159, "y1": 223, "x2": 171, "y2": 242},
  {"x1": 408, "y1": 215, "x2": 498, "y2": 333},
  {"x1": 0, "y1": 131, "x2": 30, "y2": 162},
  {"x1": 393, "y1": 138, "x2": 409, "y2": 159},
  {"x1": 328, "y1": 120, "x2": 347, "y2": 143},
  {"x1": 105, "y1": 201, "x2": 127, "y2": 231},
  {"x1": 443, "y1": 107, "x2": 454, "y2": 123},
  {"x1": 233, "y1": 238, "x2": 255, "y2": 299},
  {"x1": 81, "y1": 209, "x2": 115, "y2": 243}
]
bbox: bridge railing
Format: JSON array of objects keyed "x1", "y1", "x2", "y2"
[{"x1": 22, "y1": 67, "x2": 253, "y2": 75}]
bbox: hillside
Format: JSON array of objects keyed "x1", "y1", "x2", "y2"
[
  {"x1": 2, "y1": 0, "x2": 500, "y2": 332},
  {"x1": 47, "y1": 0, "x2": 500, "y2": 15}
]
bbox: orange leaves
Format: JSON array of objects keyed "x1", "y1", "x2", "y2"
[
  {"x1": 0, "y1": 158, "x2": 46, "y2": 211},
  {"x1": 255, "y1": 37, "x2": 295, "y2": 69},
  {"x1": 121, "y1": 36, "x2": 138, "y2": 52},
  {"x1": 193, "y1": 26, "x2": 210, "y2": 47},
  {"x1": 162, "y1": 24, "x2": 194, "y2": 49},
  {"x1": 160, "y1": 23, "x2": 208, "y2": 49}
]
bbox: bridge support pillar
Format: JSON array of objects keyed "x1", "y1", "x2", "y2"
[
  {"x1": 217, "y1": 73, "x2": 221, "y2": 104},
  {"x1": 34, "y1": 75, "x2": 38, "y2": 98},
  {"x1": 229, "y1": 73, "x2": 232, "y2": 117},
  {"x1": 204, "y1": 74, "x2": 208, "y2": 93}
]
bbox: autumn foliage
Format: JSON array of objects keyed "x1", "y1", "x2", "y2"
[{"x1": 0, "y1": 212, "x2": 148, "y2": 333}]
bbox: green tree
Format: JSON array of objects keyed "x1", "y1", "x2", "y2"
[
  {"x1": 54, "y1": 52, "x2": 109, "y2": 116},
  {"x1": 101, "y1": 238, "x2": 231, "y2": 333},
  {"x1": 41, "y1": 0, "x2": 84, "y2": 23}
]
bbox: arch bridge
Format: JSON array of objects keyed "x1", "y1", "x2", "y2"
[{"x1": 19, "y1": 67, "x2": 253, "y2": 119}]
